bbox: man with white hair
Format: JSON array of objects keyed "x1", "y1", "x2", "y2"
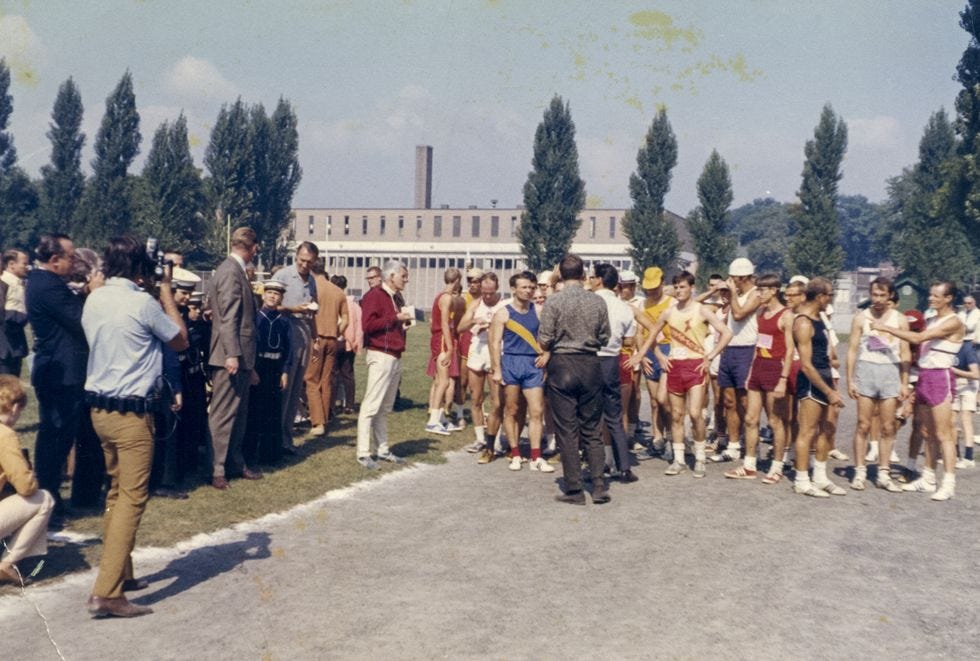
[{"x1": 355, "y1": 259, "x2": 413, "y2": 470}]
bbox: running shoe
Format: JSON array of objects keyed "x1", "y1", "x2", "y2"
[
  {"x1": 955, "y1": 458, "x2": 976, "y2": 469},
  {"x1": 477, "y1": 449, "x2": 496, "y2": 464},
  {"x1": 901, "y1": 478, "x2": 936, "y2": 493},
  {"x1": 724, "y1": 466, "x2": 757, "y2": 479},
  {"x1": 709, "y1": 447, "x2": 740, "y2": 463},
  {"x1": 692, "y1": 460, "x2": 706, "y2": 478},
  {"x1": 930, "y1": 482, "x2": 955, "y2": 501},
  {"x1": 425, "y1": 423, "x2": 451, "y2": 436},
  {"x1": 793, "y1": 482, "x2": 830, "y2": 498},
  {"x1": 464, "y1": 440, "x2": 485, "y2": 453},
  {"x1": 875, "y1": 475, "x2": 901, "y2": 493},
  {"x1": 664, "y1": 462, "x2": 687, "y2": 476},
  {"x1": 508, "y1": 455, "x2": 522, "y2": 471},
  {"x1": 529, "y1": 457, "x2": 555, "y2": 473},
  {"x1": 814, "y1": 480, "x2": 846, "y2": 496},
  {"x1": 828, "y1": 448, "x2": 848, "y2": 461},
  {"x1": 850, "y1": 475, "x2": 866, "y2": 491}
]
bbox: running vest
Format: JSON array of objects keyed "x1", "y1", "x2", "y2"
[
  {"x1": 918, "y1": 314, "x2": 963, "y2": 369},
  {"x1": 728, "y1": 286, "x2": 759, "y2": 346},
  {"x1": 796, "y1": 313, "x2": 830, "y2": 370},
  {"x1": 667, "y1": 302, "x2": 708, "y2": 359},
  {"x1": 857, "y1": 308, "x2": 902, "y2": 365},
  {"x1": 503, "y1": 304, "x2": 541, "y2": 356},
  {"x1": 642, "y1": 295, "x2": 675, "y2": 345},
  {"x1": 471, "y1": 296, "x2": 505, "y2": 347},
  {"x1": 755, "y1": 306, "x2": 788, "y2": 360}
]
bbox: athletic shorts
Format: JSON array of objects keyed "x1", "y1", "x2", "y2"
[
  {"x1": 666, "y1": 358, "x2": 706, "y2": 394},
  {"x1": 788, "y1": 360, "x2": 800, "y2": 394},
  {"x1": 718, "y1": 345, "x2": 755, "y2": 390},
  {"x1": 953, "y1": 378, "x2": 978, "y2": 412},
  {"x1": 501, "y1": 354, "x2": 545, "y2": 389},
  {"x1": 466, "y1": 343, "x2": 492, "y2": 373},
  {"x1": 458, "y1": 330, "x2": 472, "y2": 359},
  {"x1": 746, "y1": 356, "x2": 782, "y2": 392},
  {"x1": 796, "y1": 367, "x2": 834, "y2": 406},
  {"x1": 854, "y1": 361, "x2": 901, "y2": 400},
  {"x1": 426, "y1": 336, "x2": 460, "y2": 379},
  {"x1": 618, "y1": 354, "x2": 634, "y2": 386},
  {"x1": 645, "y1": 344, "x2": 670, "y2": 381},
  {"x1": 916, "y1": 368, "x2": 955, "y2": 407}
]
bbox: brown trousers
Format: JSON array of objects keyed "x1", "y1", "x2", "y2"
[
  {"x1": 90, "y1": 410, "x2": 154, "y2": 599},
  {"x1": 304, "y1": 337, "x2": 338, "y2": 427}
]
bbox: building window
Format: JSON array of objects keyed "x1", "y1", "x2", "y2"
[
  {"x1": 398, "y1": 215, "x2": 404, "y2": 237},
  {"x1": 433, "y1": 215, "x2": 442, "y2": 237},
  {"x1": 589, "y1": 216, "x2": 596, "y2": 239},
  {"x1": 326, "y1": 215, "x2": 332, "y2": 236},
  {"x1": 504, "y1": 258, "x2": 513, "y2": 270},
  {"x1": 510, "y1": 216, "x2": 518, "y2": 237},
  {"x1": 609, "y1": 216, "x2": 616, "y2": 238},
  {"x1": 428, "y1": 258, "x2": 437, "y2": 268},
  {"x1": 380, "y1": 215, "x2": 386, "y2": 236},
  {"x1": 491, "y1": 216, "x2": 499, "y2": 238},
  {"x1": 415, "y1": 215, "x2": 422, "y2": 238},
  {"x1": 452, "y1": 216, "x2": 461, "y2": 238},
  {"x1": 361, "y1": 215, "x2": 367, "y2": 235},
  {"x1": 438, "y1": 258, "x2": 446, "y2": 268},
  {"x1": 344, "y1": 215, "x2": 350, "y2": 236},
  {"x1": 471, "y1": 216, "x2": 480, "y2": 237},
  {"x1": 308, "y1": 215, "x2": 314, "y2": 235}
]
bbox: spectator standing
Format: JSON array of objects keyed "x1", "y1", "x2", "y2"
[
  {"x1": 1, "y1": 249, "x2": 30, "y2": 376},
  {"x1": 304, "y1": 265, "x2": 349, "y2": 437},
  {"x1": 331, "y1": 274, "x2": 362, "y2": 414}
]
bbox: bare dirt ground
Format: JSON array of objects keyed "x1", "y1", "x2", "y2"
[{"x1": 4, "y1": 399, "x2": 980, "y2": 661}]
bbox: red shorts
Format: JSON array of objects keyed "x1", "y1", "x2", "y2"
[
  {"x1": 427, "y1": 334, "x2": 459, "y2": 378},
  {"x1": 746, "y1": 356, "x2": 782, "y2": 392},
  {"x1": 667, "y1": 358, "x2": 706, "y2": 394},
  {"x1": 618, "y1": 354, "x2": 634, "y2": 386},
  {"x1": 458, "y1": 331, "x2": 472, "y2": 360}
]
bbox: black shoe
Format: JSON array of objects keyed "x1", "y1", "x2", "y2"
[
  {"x1": 555, "y1": 491, "x2": 587, "y2": 505},
  {"x1": 621, "y1": 470, "x2": 639, "y2": 484},
  {"x1": 152, "y1": 487, "x2": 189, "y2": 500},
  {"x1": 592, "y1": 490, "x2": 612, "y2": 504}
]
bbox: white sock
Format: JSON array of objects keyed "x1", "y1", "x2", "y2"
[
  {"x1": 672, "y1": 443, "x2": 685, "y2": 462},
  {"x1": 744, "y1": 455, "x2": 757, "y2": 472},
  {"x1": 428, "y1": 409, "x2": 443, "y2": 425},
  {"x1": 729, "y1": 441, "x2": 742, "y2": 451},
  {"x1": 694, "y1": 441, "x2": 706, "y2": 462},
  {"x1": 868, "y1": 440, "x2": 879, "y2": 454},
  {"x1": 781, "y1": 449, "x2": 790, "y2": 464},
  {"x1": 855, "y1": 464, "x2": 867, "y2": 480},
  {"x1": 475, "y1": 426, "x2": 486, "y2": 443},
  {"x1": 795, "y1": 471, "x2": 810, "y2": 487},
  {"x1": 604, "y1": 446, "x2": 615, "y2": 467},
  {"x1": 922, "y1": 467, "x2": 936, "y2": 484},
  {"x1": 942, "y1": 473, "x2": 956, "y2": 488},
  {"x1": 812, "y1": 460, "x2": 828, "y2": 484}
]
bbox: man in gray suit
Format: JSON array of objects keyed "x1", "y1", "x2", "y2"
[{"x1": 208, "y1": 227, "x2": 260, "y2": 490}]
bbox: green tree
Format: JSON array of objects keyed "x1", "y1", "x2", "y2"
[
  {"x1": 204, "y1": 98, "x2": 254, "y2": 248},
  {"x1": 622, "y1": 107, "x2": 679, "y2": 271},
  {"x1": 137, "y1": 114, "x2": 211, "y2": 264},
  {"x1": 517, "y1": 95, "x2": 586, "y2": 272},
  {"x1": 75, "y1": 71, "x2": 141, "y2": 244},
  {"x1": 687, "y1": 149, "x2": 735, "y2": 286},
  {"x1": 0, "y1": 59, "x2": 39, "y2": 250},
  {"x1": 39, "y1": 77, "x2": 85, "y2": 235},
  {"x1": 837, "y1": 194, "x2": 885, "y2": 269},
  {"x1": 884, "y1": 110, "x2": 975, "y2": 305},
  {"x1": 729, "y1": 198, "x2": 793, "y2": 278},
  {"x1": 264, "y1": 98, "x2": 302, "y2": 265},
  {"x1": 788, "y1": 103, "x2": 847, "y2": 280},
  {"x1": 950, "y1": 0, "x2": 980, "y2": 252}
]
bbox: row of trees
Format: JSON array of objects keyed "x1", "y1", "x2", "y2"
[
  {"x1": 519, "y1": 0, "x2": 980, "y2": 291},
  {"x1": 0, "y1": 62, "x2": 301, "y2": 268}
]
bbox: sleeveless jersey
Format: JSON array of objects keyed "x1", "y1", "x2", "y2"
[
  {"x1": 728, "y1": 286, "x2": 759, "y2": 346},
  {"x1": 666, "y1": 302, "x2": 709, "y2": 359},
  {"x1": 503, "y1": 304, "x2": 540, "y2": 356},
  {"x1": 918, "y1": 314, "x2": 963, "y2": 369},
  {"x1": 755, "y1": 306, "x2": 788, "y2": 360},
  {"x1": 857, "y1": 308, "x2": 902, "y2": 365},
  {"x1": 642, "y1": 295, "x2": 675, "y2": 346},
  {"x1": 796, "y1": 313, "x2": 830, "y2": 370}
]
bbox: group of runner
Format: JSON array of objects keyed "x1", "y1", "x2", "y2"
[{"x1": 422, "y1": 258, "x2": 977, "y2": 502}]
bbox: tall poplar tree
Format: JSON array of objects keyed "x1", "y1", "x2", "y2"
[
  {"x1": 687, "y1": 149, "x2": 735, "y2": 286},
  {"x1": 0, "y1": 59, "x2": 39, "y2": 249},
  {"x1": 788, "y1": 104, "x2": 847, "y2": 280},
  {"x1": 622, "y1": 107, "x2": 679, "y2": 271},
  {"x1": 517, "y1": 95, "x2": 586, "y2": 272},
  {"x1": 264, "y1": 98, "x2": 302, "y2": 265},
  {"x1": 138, "y1": 114, "x2": 209, "y2": 263},
  {"x1": 204, "y1": 98, "x2": 254, "y2": 245},
  {"x1": 76, "y1": 71, "x2": 141, "y2": 243},
  {"x1": 39, "y1": 77, "x2": 85, "y2": 235}
]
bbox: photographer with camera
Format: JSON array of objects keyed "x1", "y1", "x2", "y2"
[{"x1": 82, "y1": 236, "x2": 188, "y2": 618}]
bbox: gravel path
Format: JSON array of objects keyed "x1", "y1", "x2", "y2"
[{"x1": 4, "y1": 400, "x2": 980, "y2": 660}]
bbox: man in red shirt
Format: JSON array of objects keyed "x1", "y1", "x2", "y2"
[{"x1": 356, "y1": 260, "x2": 413, "y2": 469}]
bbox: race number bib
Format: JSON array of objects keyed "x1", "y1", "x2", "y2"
[{"x1": 757, "y1": 334, "x2": 774, "y2": 351}]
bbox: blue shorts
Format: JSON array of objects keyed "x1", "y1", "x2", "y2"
[
  {"x1": 718, "y1": 345, "x2": 754, "y2": 390},
  {"x1": 645, "y1": 344, "x2": 670, "y2": 381},
  {"x1": 502, "y1": 354, "x2": 545, "y2": 389},
  {"x1": 797, "y1": 368, "x2": 834, "y2": 406}
]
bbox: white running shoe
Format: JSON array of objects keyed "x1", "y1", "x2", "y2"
[
  {"x1": 955, "y1": 458, "x2": 975, "y2": 469},
  {"x1": 508, "y1": 455, "x2": 522, "y2": 471},
  {"x1": 889, "y1": 449, "x2": 900, "y2": 463},
  {"x1": 814, "y1": 480, "x2": 847, "y2": 496},
  {"x1": 794, "y1": 482, "x2": 831, "y2": 498},
  {"x1": 464, "y1": 440, "x2": 485, "y2": 453},
  {"x1": 828, "y1": 448, "x2": 848, "y2": 461},
  {"x1": 664, "y1": 462, "x2": 687, "y2": 476},
  {"x1": 930, "y1": 482, "x2": 955, "y2": 501},
  {"x1": 901, "y1": 478, "x2": 936, "y2": 493},
  {"x1": 529, "y1": 457, "x2": 555, "y2": 473},
  {"x1": 850, "y1": 476, "x2": 866, "y2": 491},
  {"x1": 875, "y1": 475, "x2": 901, "y2": 493}
]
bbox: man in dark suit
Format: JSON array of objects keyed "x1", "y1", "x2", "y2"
[
  {"x1": 25, "y1": 234, "x2": 91, "y2": 521},
  {"x1": 207, "y1": 227, "x2": 260, "y2": 490}
]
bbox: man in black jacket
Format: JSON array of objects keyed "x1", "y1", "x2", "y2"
[{"x1": 25, "y1": 234, "x2": 91, "y2": 522}]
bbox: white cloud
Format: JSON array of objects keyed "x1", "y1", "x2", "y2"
[
  {"x1": 164, "y1": 56, "x2": 238, "y2": 100},
  {"x1": 846, "y1": 115, "x2": 902, "y2": 150},
  {"x1": 0, "y1": 14, "x2": 45, "y2": 83}
]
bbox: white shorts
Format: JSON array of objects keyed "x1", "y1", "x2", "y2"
[
  {"x1": 466, "y1": 343, "x2": 492, "y2": 373},
  {"x1": 953, "y1": 378, "x2": 978, "y2": 412}
]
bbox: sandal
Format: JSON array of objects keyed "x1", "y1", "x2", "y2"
[{"x1": 761, "y1": 471, "x2": 783, "y2": 485}]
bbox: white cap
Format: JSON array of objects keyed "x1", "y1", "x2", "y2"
[
  {"x1": 789, "y1": 275, "x2": 809, "y2": 285},
  {"x1": 728, "y1": 257, "x2": 754, "y2": 277}
]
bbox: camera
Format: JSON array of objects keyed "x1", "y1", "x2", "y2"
[{"x1": 145, "y1": 237, "x2": 172, "y2": 279}]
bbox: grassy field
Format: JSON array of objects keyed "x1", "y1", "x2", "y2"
[{"x1": 9, "y1": 328, "x2": 471, "y2": 586}]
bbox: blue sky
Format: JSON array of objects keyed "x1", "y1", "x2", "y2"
[{"x1": 0, "y1": 1, "x2": 969, "y2": 214}]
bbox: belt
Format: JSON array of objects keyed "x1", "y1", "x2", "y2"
[
  {"x1": 85, "y1": 391, "x2": 162, "y2": 414},
  {"x1": 258, "y1": 352, "x2": 282, "y2": 360}
]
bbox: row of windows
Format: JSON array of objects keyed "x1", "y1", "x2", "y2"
[
  {"x1": 306, "y1": 214, "x2": 619, "y2": 239},
  {"x1": 323, "y1": 254, "x2": 633, "y2": 273}
]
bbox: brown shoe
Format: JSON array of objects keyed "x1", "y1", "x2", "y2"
[
  {"x1": 87, "y1": 595, "x2": 153, "y2": 618},
  {"x1": 212, "y1": 477, "x2": 231, "y2": 490},
  {"x1": 242, "y1": 468, "x2": 264, "y2": 480},
  {"x1": 122, "y1": 578, "x2": 149, "y2": 592}
]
